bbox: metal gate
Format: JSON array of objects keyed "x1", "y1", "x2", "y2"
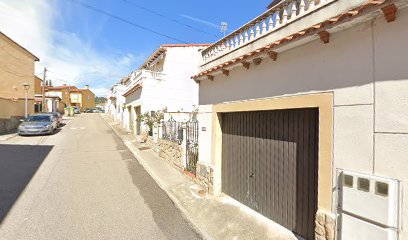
[
  {"x1": 186, "y1": 119, "x2": 199, "y2": 174},
  {"x1": 221, "y1": 108, "x2": 319, "y2": 239}
]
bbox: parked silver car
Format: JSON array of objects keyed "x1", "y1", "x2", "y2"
[
  {"x1": 44, "y1": 112, "x2": 63, "y2": 127},
  {"x1": 18, "y1": 114, "x2": 58, "y2": 136},
  {"x1": 73, "y1": 107, "x2": 81, "y2": 114}
]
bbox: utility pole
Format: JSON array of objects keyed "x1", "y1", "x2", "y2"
[{"x1": 42, "y1": 67, "x2": 47, "y2": 112}]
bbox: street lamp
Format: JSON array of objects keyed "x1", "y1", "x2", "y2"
[{"x1": 23, "y1": 83, "x2": 30, "y2": 118}]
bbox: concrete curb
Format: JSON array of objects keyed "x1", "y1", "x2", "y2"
[
  {"x1": 103, "y1": 116, "x2": 213, "y2": 240},
  {"x1": 0, "y1": 133, "x2": 17, "y2": 141}
]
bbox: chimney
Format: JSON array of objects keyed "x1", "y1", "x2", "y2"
[
  {"x1": 63, "y1": 84, "x2": 67, "y2": 86},
  {"x1": 85, "y1": 85, "x2": 89, "y2": 89}
]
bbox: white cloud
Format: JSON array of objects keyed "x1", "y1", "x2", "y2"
[
  {"x1": 0, "y1": 0, "x2": 142, "y2": 96},
  {"x1": 179, "y1": 14, "x2": 220, "y2": 29},
  {"x1": 91, "y1": 87, "x2": 110, "y2": 97}
]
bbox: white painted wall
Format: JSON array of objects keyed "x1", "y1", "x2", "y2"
[
  {"x1": 198, "y1": 7, "x2": 408, "y2": 239},
  {"x1": 120, "y1": 46, "x2": 204, "y2": 132},
  {"x1": 197, "y1": 105, "x2": 213, "y2": 166},
  {"x1": 46, "y1": 99, "x2": 53, "y2": 113},
  {"x1": 125, "y1": 46, "x2": 202, "y2": 116},
  {"x1": 163, "y1": 112, "x2": 192, "y2": 122},
  {"x1": 45, "y1": 91, "x2": 62, "y2": 99},
  {"x1": 107, "y1": 84, "x2": 126, "y2": 126},
  {"x1": 160, "y1": 47, "x2": 201, "y2": 112}
]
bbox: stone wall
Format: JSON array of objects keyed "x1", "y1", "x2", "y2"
[
  {"x1": 315, "y1": 210, "x2": 335, "y2": 240},
  {"x1": 196, "y1": 162, "x2": 214, "y2": 194},
  {"x1": 158, "y1": 139, "x2": 184, "y2": 170},
  {"x1": 0, "y1": 117, "x2": 22, "y2": 134}
]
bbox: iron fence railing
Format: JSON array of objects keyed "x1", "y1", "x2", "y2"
[
  {"x1": 162, "y1": 117, "x2": 183, "y2": 144},
  {"x1": 186, "y1": 119, "x2": 199, "y2": 174}
]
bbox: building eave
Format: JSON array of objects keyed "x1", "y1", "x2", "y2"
[
  {"x1": 192, "y1": 0, "x2": 397, "y2": 81},
  {"x1": 122, "y1": 83, "x2": 143, "y2": 97},
  {"x1": 138, "y1": 43, "x2": 212, "y2": 70},
  {"x1": 139, "y1": 47, "x2": 167, "y2": 70}
]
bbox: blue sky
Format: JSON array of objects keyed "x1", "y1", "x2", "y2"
[{"x1": 0, "y1": 0, "x2": 271, "y2": 96}]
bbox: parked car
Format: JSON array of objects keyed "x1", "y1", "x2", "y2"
[
  {"x1": 73, "y1": 107, "x2": 81, "y2": 114},
  {"x1": 85, "y1": 108, "x2": 99, "y2": 113},
  {"x1": 44, "y1": 112, "x2": 63, "y2": 127},
  {"x1": 18, "y1": 114, "x2": 58, "y2": 136}
]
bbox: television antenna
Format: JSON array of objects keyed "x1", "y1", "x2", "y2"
[{"x1": 221, "y1": 22, "x2": 228, "y2": 37}]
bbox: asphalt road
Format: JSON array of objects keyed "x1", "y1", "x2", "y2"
[{"x1": 0, "y1": 114, "x2": 201, "y2": 240}]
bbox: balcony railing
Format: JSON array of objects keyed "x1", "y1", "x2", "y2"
[
  {"x1": 122, "y1": 69, "x2": 166, "y2": 96},
  {"x1": 201, "y1": 0, "x2": 336, "y2": 64},
  {"x1": 134, "y1": 70, "x2": 165, "y2": 83}
]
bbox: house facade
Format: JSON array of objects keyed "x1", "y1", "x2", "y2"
[
  {"x1": 111, "y1": 44, "x2": 209, "y2": 134},
  {"x1": 106, "y1": 80, "x2": 127, "y2": 123},
  {"x1": 0, "y1": 32, "x2": 39, "y2": 133},
  {"x1": 193, "y1": 0, "x2": 407, "y2": 240},
  {"x1": 33, "y1": 76, "x2": 62, "y2": 113},
  {"x1": 45, "y1": 84, "x2": 96, "y2": 111},
  {"x1": 69, "y1": 86, "x2": 96, "y2": 111},
  {"x1": 0, "y1": 32, "x2": 39, "y2": 117}
]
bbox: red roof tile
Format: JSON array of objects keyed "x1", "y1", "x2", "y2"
[{"x1": 46, "y1": 85, "x2": 78, "y2": 90}]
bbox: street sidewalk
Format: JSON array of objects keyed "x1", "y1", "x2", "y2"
[
  {"x1": 0, "y1": 131, "x2": 17, "y2": 141},
  {"x1": 102, "y1": 114, "x2": 297, "y2": 240}
]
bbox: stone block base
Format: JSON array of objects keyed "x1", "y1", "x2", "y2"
[
  {"x1": 196, "y1": 162, "x2": 214, "y2": 194},
  {"x1": 157, "y1": 139, "x2": 184, "y2": 169},
  {"x1": 315, "y1": 210, "x2": 335, "y2": 240},
  {"x1": 0, "y1": 116, "x2": 22, "y2": 134}
]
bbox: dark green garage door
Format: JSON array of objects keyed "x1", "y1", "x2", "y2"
[{"x1": 222, "y1": 108, "x2": 319, "y2": 239}]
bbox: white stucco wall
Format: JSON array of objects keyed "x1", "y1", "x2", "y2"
[
  {"x1": 161, "y1": 47, "x2": 201, "y2": 112},
  {"x1": 135, "y1": 46, "x2": 202, "y2": 114},
  {"x1": 197, "y1": 105, "x2": 213, "y2": 166},
  {"x1": 198, "y1": 7, "x2": 408, "y2": 239},
  {"x1": 109, "y1": 85, "x2": 126, "y2": 126},
  {"x1": 45, "y1": 91, "x2": 62, "y2": 99},
  {"x1": 122, "y1": 46, "x2": 203, "y2": 125}
]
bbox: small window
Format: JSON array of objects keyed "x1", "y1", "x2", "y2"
[
  {"x1": 357, "y1": 178, "x2": 370, "y2": 192},
  {"x1": 375, "y1": 182, "x2": 389, "y2": 197},
  {"x1": 343, "y1": 175, "x2": 353, "y2": 188}
]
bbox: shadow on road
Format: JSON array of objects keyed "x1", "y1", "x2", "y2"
[
  {"x1": 0, "y1": 144, "x2": 53, "y2": 223},
  {"x1": 0, "y1": 129, "x2": 17, "y2": 137}
]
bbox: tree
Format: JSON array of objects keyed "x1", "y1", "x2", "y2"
[
  {"x1": 95, "y1": 97, "x2": 106, "y2": 105},
  {"x1": 136, "y1": 109, "x2": 165, "y2": 135}
]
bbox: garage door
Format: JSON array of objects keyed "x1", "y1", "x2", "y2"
[{"x1": 222, "y1": 108, "x2": 319, "y2": 239}]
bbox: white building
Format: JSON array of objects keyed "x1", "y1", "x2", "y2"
[
  {"x1": 118, "y1": 44, "x2": 209, "y2": 134},
  {"x1": 106, "y1": 79, "x2": 127, "y2": 123},
  {"x1": 193, "y1": 0, "x2": 407, "y2": 240}
]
